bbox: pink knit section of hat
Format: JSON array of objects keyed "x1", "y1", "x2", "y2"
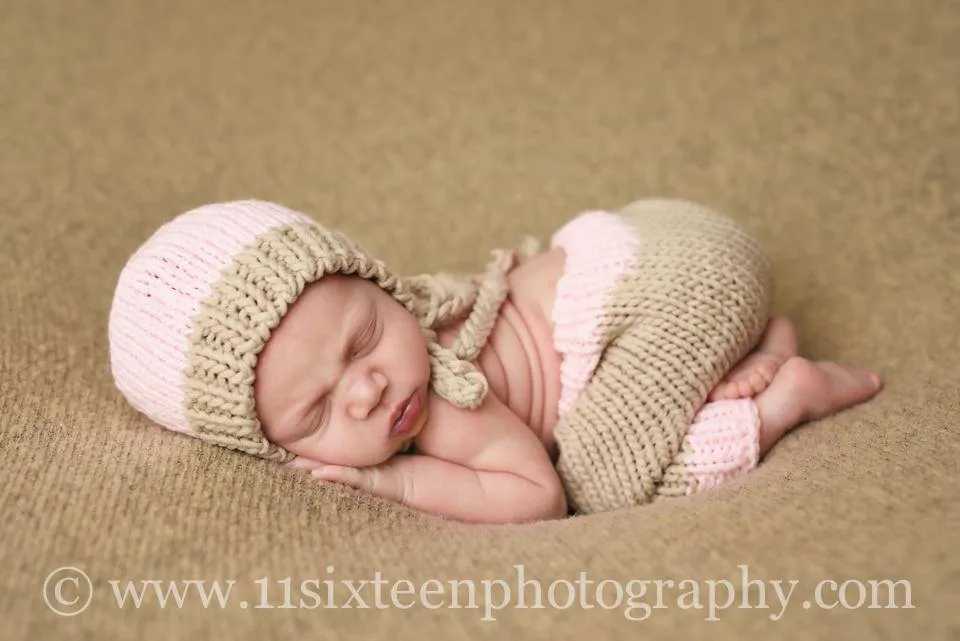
[{"x1": 107, "y1": 200, "x2": 316, "y2": 436}]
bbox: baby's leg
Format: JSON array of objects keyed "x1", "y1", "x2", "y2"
[
  {"x1": 754, "y1": 357, "x2": 883, "y2": 455},
  {"x1": 708, "y1": 316, "x2": 799, "y2": 402},
  {"x1": 674, "y1": 354, "x2": 882, "y2": 496}
]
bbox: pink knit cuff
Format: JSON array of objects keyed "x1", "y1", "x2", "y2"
[
  {"x1": 549, "y1": 211, "x2": 639, "y2": 417},
  {"x1": 680, "y1": 398, "x2": 761, "y2": 494}
]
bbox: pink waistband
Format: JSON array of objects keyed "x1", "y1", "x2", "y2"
[{"x1": 548, "y1": 210, "x2": 640, "y2": 418}]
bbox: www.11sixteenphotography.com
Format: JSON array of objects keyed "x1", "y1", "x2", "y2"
[{"x1": 42, "y1": 564, "x2": 914, "y2": 622}]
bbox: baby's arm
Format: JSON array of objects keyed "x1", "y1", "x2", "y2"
[{"x1": 314, "y1": 392, "x2": 567, "y2": 524}]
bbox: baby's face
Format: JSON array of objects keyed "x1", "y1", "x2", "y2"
[{"x1": 253, "y1": 274, "x2": 431, "y2": 467}]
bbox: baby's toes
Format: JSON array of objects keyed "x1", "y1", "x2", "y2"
[
  {"x1": 708, "y1": 382, "x2": 736, "y2": 401},
  {"x1": 757, "y1": 360, "x2": 780, "y2": 384},
  {"x1": 749, "y1": 370, "x2": 772, "y2": 395},
  {"x1": 736, "y1": 377, "x2": 757, "y2": 398},
  {"x1": 714, "y1": 379, "x2": 747, "y2": 401}
]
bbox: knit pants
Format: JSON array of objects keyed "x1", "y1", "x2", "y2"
[{"x1": 549, "y1": 201, "x2": 772, "y2": 513}]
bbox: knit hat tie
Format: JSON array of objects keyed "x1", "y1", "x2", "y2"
[{"x1": 418, "y1": 236, "x2": 541, "y2": 409}]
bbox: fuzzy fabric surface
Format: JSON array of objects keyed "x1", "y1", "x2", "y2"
[{"x1": 1, "y1": 1, "x2": 957, "y2": 638}]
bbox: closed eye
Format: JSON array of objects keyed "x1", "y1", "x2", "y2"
[
  {"x1": 305, "y1": 397, "x2": 329, "y2": 436},
  {"x1": 305, "y1": 310, "x2": 380, "y2": 436},
  {"x1": 352, "y1": 313, "x2": 380, "y2": 359}
]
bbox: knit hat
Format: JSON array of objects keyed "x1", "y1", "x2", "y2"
[{"x1": 108, "y1": 200, "x2": 538, "y2": 463}]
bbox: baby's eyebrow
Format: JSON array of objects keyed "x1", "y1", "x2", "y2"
[{"x1": 338, "y1": 299, "x2": 376, "y2": 361}]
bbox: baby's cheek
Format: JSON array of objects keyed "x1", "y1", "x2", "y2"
[{"x1": 398, "y1": 320, "x2": 431, "y2": 373}]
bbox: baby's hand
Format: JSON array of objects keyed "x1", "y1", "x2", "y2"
[
  {"x1": 288, "y1": 455, "x2": 409, "y2": 505},
  {"x1": 311, "y1": 461, "x2": 408, "y2": 505}
]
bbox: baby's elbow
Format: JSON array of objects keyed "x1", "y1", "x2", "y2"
[
  {"x1": 531, "y1": 477, "x2": 568, "y2": 522},
  {"x1": 547, "y1": 482, "x2": 569, "y2": 520},
  {"x1": 502, "y1": 477, "x2": 567, "y2": 524}
]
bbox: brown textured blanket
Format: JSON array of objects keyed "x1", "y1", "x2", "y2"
[{"x1": 1, "y1": 1, "x2": 957, "y2": 639}]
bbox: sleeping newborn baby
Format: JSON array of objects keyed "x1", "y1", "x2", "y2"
[{"x1": 108, "y1": 199, "x2": 883, "y2": 524}]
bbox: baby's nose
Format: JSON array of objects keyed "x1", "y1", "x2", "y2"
[{"x1": 348, "y1": 371, "x2": 387, "y2": 419}]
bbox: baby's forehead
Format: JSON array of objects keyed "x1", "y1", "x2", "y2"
[
  {"x1": 261, "y1": 274, "x2": 377, "y2": 358},
  {"x1": 310, "y1": 273, "x2": 380, "y2": 301},
  {"x1": 297, "y1": 274, "x2": 386, "y2": 321}
]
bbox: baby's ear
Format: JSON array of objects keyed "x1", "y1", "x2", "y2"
[{"x1": 286, "y1": 456, "x2": 325, "y2": 472}]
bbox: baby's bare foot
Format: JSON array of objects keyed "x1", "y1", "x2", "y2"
[
  {"x1": 708, "y1": 316, "x2": 799, "y2": 402},
  {"x1": 754, "y1": 356, "x2": 883, "y2": 455}
]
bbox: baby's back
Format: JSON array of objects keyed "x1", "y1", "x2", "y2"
[{"x1": 435, "y1": 247, "x2": 567, "y2": 456}]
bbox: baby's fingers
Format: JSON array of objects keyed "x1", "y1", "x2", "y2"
[
  {"x1": 312, "y1": 465, "x2": 369, "y2": 489},
  {"x1": 312, "y1": 464, "x2": 403, "y2": 503},
  {"x1": 288, "y1": 456, "x2": 326, "y2": 472}
]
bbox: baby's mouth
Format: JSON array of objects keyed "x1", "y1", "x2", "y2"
[{"x1": 389, "y1": 391, "x2": 421, "y2": 438}]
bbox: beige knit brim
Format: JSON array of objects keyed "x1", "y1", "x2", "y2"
[{"x1": 182, "y1": 222, "x2": 407, "y2": 463}]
